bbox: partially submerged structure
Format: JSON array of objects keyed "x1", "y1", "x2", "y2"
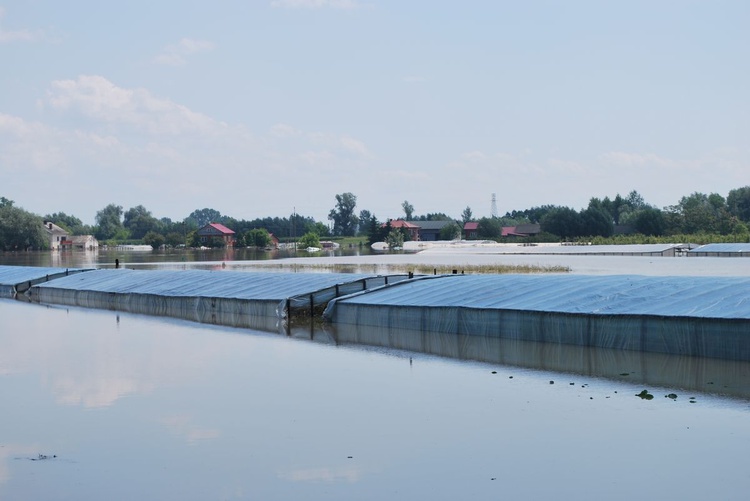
[
  {"x1": 197, "y1": 223, "x2": 236, "y2": 247},
  {"x1": 29, "y1": 269, "x2": 410, "y2": 329},
  {"x1": 485, "y1": 243, "x2": 685, "y2": 256},
  {"x1": 324, "y1": 274, "x2": 750, "y2": 361},
  {"x1": 0, "y1": 265, "x2": 87, "y2": 298},
  {"x1": 43, "y1": 221, "x2": 70, "y2": 250},
  {"x1": 688, "y1": 243, "x2": 750, "y2": 257},
  {"x1": 4, "y1": 264, "x2": 747, "y2": 362}
]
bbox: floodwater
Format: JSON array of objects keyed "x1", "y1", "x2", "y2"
[
  {"x1": 4, "y1": 246, "x2": 750, "y2": 276},
  {"x1": 1, "y1": 249, "x2": 750, "y2": 500}
]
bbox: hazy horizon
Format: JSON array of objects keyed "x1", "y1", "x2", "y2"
[{"x1": 1, "y1": 1, "x2": 748, "y2": 225}]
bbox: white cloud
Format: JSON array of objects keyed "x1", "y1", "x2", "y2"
[
  {"x1": 599, "y1": 151, "x2": 677, "y2": 169},
  {"x1": 0, "y1": 6, "x2": 39, "y2": 43},
  {"x1": 45, "y1": 75, "x2": 224, "y2": 135},
  {"x1": 463, "y1": 150, "x2": 487, "y2": 162},
  {"x1": 270, "y1": 123, "x2": 301, "y2": 137},
  {"x1": 0, "y1": 76, "x2": 383, "y2": 222},
  {"x1": 153, "y1": 37, "x2": 216, "y2": 66},
  {"x1": 299, "y1": 150, "x2": 335, "y2": 165},
  {"x1": 339, "y1": 134, "x2": 370, "y2": 156},
  {"x1": 270, "y1": 0, "x2": 359, "y2": 9}
]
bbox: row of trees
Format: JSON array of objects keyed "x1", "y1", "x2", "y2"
[
  {"x1": 326, "y1": 188, "x2": 750, "y2": 243},
  {"x1": 465, "y1": 189, "x2": 750, "y2": 240},
  {"x1": 3, "y1": 186, "x2": 750, "y2": 251},
  {"x1": 0, "y1": 197, "x2": 49, "y2": 251}
]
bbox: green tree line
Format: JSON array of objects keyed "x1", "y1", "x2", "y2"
[{"x1": 2, "y1": 186, "x2": 750, "y2": 250}]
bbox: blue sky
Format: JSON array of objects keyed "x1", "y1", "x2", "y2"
[{"x1": 1, "y1": 0, "x2": 748, "y2": 225}]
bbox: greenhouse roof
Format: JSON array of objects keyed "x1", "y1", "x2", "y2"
[
  {"x1": 0, "y1": 265, "x2": 88, "y2": 287},
  {"x1": 33, "y1": 269, "x2": 381, "y2": 301},
  {"x1": 330, "y1": 274, "x2": 750, "y2": 320},
  {"x1": 690, "y1": 243, "x2": 750, "y2": 253}
]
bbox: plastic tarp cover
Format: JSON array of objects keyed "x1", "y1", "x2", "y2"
[
  {"x1": 325, "y1": 274, "x2": 750, "y2": 361},
  {"x1": 30, "y1": 269, "x2": 397, "y2": 321},
  {"x1": 0, "y1": 265, "x2": 87, "y2": 297}
]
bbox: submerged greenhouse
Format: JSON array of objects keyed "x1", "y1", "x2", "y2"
[
  {"x1": 323, "y1": 274, "x2": 750, "y2": 361},
  {"x1": 0, "y1": 265, "x2": 88, "y2": 298},
  {"x1": 6, "y1": 264, "x2": 749, "y2": 361},
  {"x1": 29, "y1": 268, "x2": 409, "y2": 328}
]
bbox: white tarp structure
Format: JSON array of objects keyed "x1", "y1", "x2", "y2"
[{"x1": 324, "y1": 274, "x2": 750, "y2": 361}]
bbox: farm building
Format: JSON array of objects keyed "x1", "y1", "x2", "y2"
[
  {"x1": 409, "y1": 220, "x2": 458, "y2": 241},
  {"x1": 383, "y1": 220, "x2": 420, "y2": 241},
  {"x1": 197, "y1": 223, "x2": 236, "y2": 247},
  {"x1": 463, "y1": 222, "x2": 479, "y2": 239}
]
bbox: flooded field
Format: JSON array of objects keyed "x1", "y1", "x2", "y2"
[
  {"x1": 1, "y1": 250, "x2": 749, "y2": 500},
  {"x1": 4, "y1": 246, "x2": 750, "y2": 277}
]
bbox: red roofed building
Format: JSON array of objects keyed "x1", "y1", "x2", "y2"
[
  {"x1": 383, "y1": 220, "x2": 421, "y2": 241},
  {"x1": 502, "y1": 224, "x2": 541, "y2": 238},
  {"x1": 463, "y1": 222, "x2": 479, "y2": 239},
  {"x1": 197, "y1": 222, "x2": 236, "y2": 247}
]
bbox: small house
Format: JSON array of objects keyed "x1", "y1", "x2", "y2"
[
  {"x1": 197, "y1": 223, "x2": 236, "y2": 247},
  {"x1": 71, "y1": 235, "x2": 99, "y2": 250},
  {"x1": 44, "y1": 221, "x2": 70, "y2": 250},
  {"x1": 383, "y1": 220, "x2": 420, "y2": 241}
]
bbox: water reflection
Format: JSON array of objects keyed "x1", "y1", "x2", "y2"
[
  {"x1": 291, "y1": 321, "x2": 750, "y2": 401},
  {"x1": 1, "y1": 298, "x2": 749, "y2": 501}
]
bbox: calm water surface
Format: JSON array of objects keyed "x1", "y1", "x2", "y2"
[
  {"x1": 5, "y1": 247, "x2": 750, "y2": 277},
  {"x1": 1, "y1": 298, "x2": 749, "y2": 501},
  {"x1": 1, "y1": 250, "x2": 749, "y2": 500}
]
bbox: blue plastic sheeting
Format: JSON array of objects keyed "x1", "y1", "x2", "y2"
[
  {"x1": 690, "y1": 243, "x2": 750, "y2": 254},
  {"x1": 32, "y1": 269, "x2": 378, "y2": 300},
  {"x1": 0, "y1": 265, "x2": 87, "y2": 297},
  {"x1": 326, "y1": 274, "x2": 750, "y2": 320}
]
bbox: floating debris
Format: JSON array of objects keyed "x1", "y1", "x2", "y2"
[
  {"x1": 637, "y1": 390, "x2": 654, "y2": 400},
  {"x1": 666, "y1": 393, "x2": 678, "y2": 400},
  {"x1": 549, "y1": 381, "x2": 554, "y2": 385},
  {"x1": 620, "y1": 373, "x2": 630, "y2": 376}
]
